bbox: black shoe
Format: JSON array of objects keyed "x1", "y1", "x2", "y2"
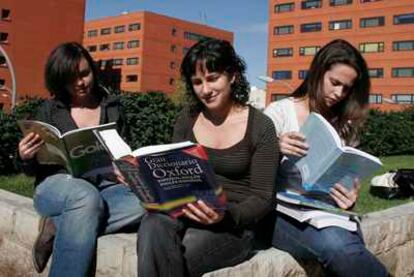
[{"x1": 32, "y1": 217, "x2": 55, "y2": 273}]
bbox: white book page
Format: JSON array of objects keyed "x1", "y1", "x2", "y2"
[
  {"x1": 343, "y1": 146, "x2": 382, "y2": 164},
  {"x1": 132, "y1": 141, "x2": 195, "y2": 157},
  {"x1": 63, "y1": 122, "x2": 116, "y2": 137},
  {"x1": 295, "y1": 113, "x2": 341, "y2": 186},
  {"x1": 96, "y1": 129, "x2": 132, "y2": 160},
  {"x1": 18, "y1": 120, "x2": 61, "y2": 138}
]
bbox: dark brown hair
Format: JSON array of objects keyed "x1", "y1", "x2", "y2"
[
  {"x1": 292, "y1": 39, "x2": 370, "y2": 144},
  {"x1": 45, "y1": 42, "x2": 104, "y2": 104},
  {"x1": 180, "y1": 38, "x2": 250, "y2": 112}
]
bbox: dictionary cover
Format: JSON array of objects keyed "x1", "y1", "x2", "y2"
[{"x1": 95, "y1": 129, "x2": 227, "y2": 217}]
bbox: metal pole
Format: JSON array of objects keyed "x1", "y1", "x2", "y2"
[{"x1": 0, "y1": 45, "x2": 16, "y2": 109}]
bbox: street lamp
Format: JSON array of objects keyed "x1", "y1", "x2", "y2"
[
  {"x1": 0, "y1": 45, "x2": 17, "y2": 110},
  {"x1": 257, "y1": 75, "x2": 295, "y2": 93}
]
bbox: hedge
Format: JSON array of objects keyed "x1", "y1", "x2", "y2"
[{"x1": 0, "y1": 95, "x2": 412, "y2": 175}]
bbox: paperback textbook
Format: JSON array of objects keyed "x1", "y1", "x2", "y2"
[
  {"x1": 292, "y1": 112, "x2": 382, "y2": 193},
  {"x1": 95, "y1": 129, "x2": 226, "y2": 217},
  {"x1": 18, "y1": 120, "x2": 116, "y2": 178}
]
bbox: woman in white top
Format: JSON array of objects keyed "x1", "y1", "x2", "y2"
[{"x1": 264, "y1": 39, "x2": 387, "y2": 276}]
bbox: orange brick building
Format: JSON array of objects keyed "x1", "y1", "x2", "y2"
[
  {"x1": 83, "y1": 11, "x2": 233, "y2": 94},
  {"x1": 267, "y1": 0, "x2": 414, "y2": 110},
  {"x1": 0, "y1": 0, "x2": 86, "y2": 110}
]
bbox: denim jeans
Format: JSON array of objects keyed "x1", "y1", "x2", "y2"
[
  {"x1": 272, "y1": 213, "x2": 388, "y2": 277},
  {"x1": 33, "y1": 174, "x2": 145, "y2": 277},
  {"x1": 137, "y1": 213, "x2": 254, "y2": 277}
]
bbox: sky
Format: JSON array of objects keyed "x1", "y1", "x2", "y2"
[{"x1": 85, "y1": 0, "x2": 269, "y2": 88}]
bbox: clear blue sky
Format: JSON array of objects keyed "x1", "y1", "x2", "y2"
[{"x1": 85, "y1": 0, "x2": 269, "y2": 88}]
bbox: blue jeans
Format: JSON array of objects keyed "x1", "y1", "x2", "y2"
[
  {"x1": 272, "y1": 213, "x2": 388, "y2": 277},
  {"x1": 33, "y1": 174, "x2": 145, "y2": 277},
  {"x1": 138, "y1": 213, "x2": 254, "y2": 277}
]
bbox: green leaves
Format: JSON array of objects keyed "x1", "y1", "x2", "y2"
[{"x1": 360, "y1": 107, "x2": 414, "y2": 156}]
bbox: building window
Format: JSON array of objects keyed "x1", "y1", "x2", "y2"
[
  {"x1": 272, "y1": 71, "x2": 292, "y2": 80},
  {"x1": 171, "y1": 27, "x2": 177, "y2": 36},
  {"x1": 113, "y1": 42, "x2": 124, "y2": 50},
  {"x1": 171, "y1": 45, "x2": 177, "y2": 53},
  {"x1": 126, "y1": 57, "x2": 139, "y2": 65},
  {"x1": 99, "y1": 44, "x2": 110, "y2": 51},
  {"x1": 394, "y1": 13, "x2": 414, "y2": 25},
  {"x1": 330, "y1": 0, "x2": 352, "y2": 6},
  {"x1": 114, "y1": 25, "x2": 125, "y2": 33},
  {"x1": 87, "y1": 30, "x2": 98, "y2": 37},
  {"x1": 113, "y1": 58, "x2": 123, "y2": 66},
  {"x1": 368, "y1": 68, "x2": 384, "y2": 78},
  {"x1": 271, "y1": 94, "x2": 289, "y2": 102},
  {"x1": 298, "y1": 70, "x2": 309, "y2": 79},
  {"x1": 369, "y1": 94, "x2": 382, "y2": 104},
  {"x1": 100, "y1": 28, "x2": 111, "y2": 35},
  {"x1": 329, "y1": 19, "x2": 352, "y2": 30},
  {"x1": 169, "y1": 78, "x2": 175, "y2": 85},
  {"x1": 299, "y1": 46, "x2": 320, "y2": 56},
  {"x1": 87, "y1": 45, "x2": 97, "y2": 52},
  {"x1": 393, "y1": 41, "x2": 414, "y2": 51},
  {"x1": 360, "y1": 16, "x2": 385, "y2": 28},
  {"x1": 275, "y1": 2, "x2": 295, "y2": 13},
  {"x1": 0, "y1": 32, "x2": 9, "y2": 43},
  {"x1": 100, "y1": 59, "x2": 113, "y2": 68},
  {"x1": 273, "y1": 48, "x2": 293, "y2": 57},
  {"x1": 127, "y1": 40, "x2": 140, "y2": 48},
  {"x1": 300, "y1": 22, "x2": 322, "y2": 32},
  {"x1": 391, "y1": 94, "x2": 414, "y2": 104},
  {"x1": 0, "y1": 78, "x2": 5, "y2": 86},
  {"x1": 274, "y1": 25, "x2": 294, "y2": 35},
  {"x1": 1, "y1": 9, "x2": 11, "y2": 20},
  {"x1": 128, "y1": 23, "x2": 141, "y2": 31},
  {"x1": 301, "y1": 0, "x2": 322, "y2": 9},
  {"x1": 392, "y1": 67, "x2": 414, "y2": 78},
  {"x1": 184, "y1": 32, "x2": 211, "y2": 41},
  {"x1": 183, "y1": 47, "x2": 190, "y2": 55},
  {"x1": 359, "y1": 42, "x2": 384, "y2": 53},
  {"x1": 360, "y1": 0, "x2": 382, "y2": 2},
  {"x1": 0, "y1": 56, "x2": 6, "y2": 67},
  {"x1": 126, "y1": 75, "x2": 138, "y2": 82}
]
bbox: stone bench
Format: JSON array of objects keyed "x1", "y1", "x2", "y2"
[{"x1": 0, "y1": 188, "x2": 413, "y2": 276}]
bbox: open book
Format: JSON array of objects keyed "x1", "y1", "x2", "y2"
[
  {"x1": 94, "y1": 129, "x2": 226, "y2": 217},
  {"x1": 292, "y1": 112, "x2": 382, "y2": 193},
  {"x1": 18, "y1": 120, "x2": 116, "y2": 178}
]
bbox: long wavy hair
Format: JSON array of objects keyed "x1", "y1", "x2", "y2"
[
  {"x1": 45, "y1": 42, "x2": 104, "y2": 105},
  {"x1": 180, "y1": 38, "x2": 250, "y2": 113},
  {"x1": 292, "y1": 39, "x2": 370, "y2": 144}
]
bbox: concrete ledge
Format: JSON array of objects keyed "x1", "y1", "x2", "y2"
[{"x1": 0, "y1": 189, "x2": 413, "y2": 277}]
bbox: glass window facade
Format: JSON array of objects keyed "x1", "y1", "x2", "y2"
[
  {"x1": 391, "y1": 94, "x2": 414, "y2": 104},
  {"x1": 275, "y1": 2, "x2": 295, "y2": 13},
  {"x1": 368, "y1": 68, "x2": 384, "y2": 78},
  {"x1": 100, "y1": 28, "x2": 111, "y2": 35},
  {"x1": 330, "y1": 0, "x2": 352, "y2": 6},
  {"x1": 126, "y1": 57, "x2": 139, "y2": 65},
  {"x1": 274, "y1": 25, "x2": 294, "y2": 35},
  {"x1": 128, "y1": 23, "x2": 141, "y2": 31},
  {"x1": 272, "y1": 71, "x2": 292, "y2": 80},
  {"x1": 300, "y1": 46, "x2": 320, "y2": 56},
  {"x1": 329, "y1": 19, "x2": 352, "y2": 30},
  {"x1": 273, "y1": 48, "x2": 293, "y2": 57},
  {"x1": 113, "y1": 42, "x2": 124, "y2": 50},
  {"x1": 393, "y1": 41, "x2": 414, "y2": 51},
  {"x1": 369, "y1": 94, "x2": 382, "y2": 104},
  {"x1": 394, "y1": 13, "x2": 414, "y2": 25},
  {"x1": 301, "y1": 0, "x2": 322, "y2": 9},
  {"x1": 127, "y1": 40, "x2": 140, "y2": 48},
  {"x1": 360, "y1": 16, "x2": 385, "y2": 28},
  {"x1": 126, "y1": 75, "x2": 138, "y2": 82},
  {"x1": 87, "y1": 30, "x2": 98, "y2": 37},
  {"x1": 392, "y1": 68, "x2": 414, "y2": 78},
  {"x1": 359, "y1": 42, "x2": 384, "y2": 53},
  {"x1": 300, "y1": 22, "x2": 322, "y2": 32},
  {"x1": 114, "y1": 25, "x2": 125, "y2": 33}
]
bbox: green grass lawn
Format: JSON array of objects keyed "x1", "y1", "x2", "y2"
[{"x1": 0, "y1": 155, "x2": 413, "y2": 214}]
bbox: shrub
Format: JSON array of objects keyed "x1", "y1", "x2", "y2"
[
  {"x1": 121, "y1": 91, "x2": 180, "y2": 149},
  {"x1": 360, "y1": 107, "x2": 414, "y2": 156}
]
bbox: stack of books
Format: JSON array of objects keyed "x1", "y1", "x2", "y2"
[{"x1": 276, "y1": 113, "x2": 383, "y2": 231}]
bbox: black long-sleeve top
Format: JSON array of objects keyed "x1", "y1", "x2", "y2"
[{"x1": 172, "y1": 106, "x2": 279, "y2": 230}]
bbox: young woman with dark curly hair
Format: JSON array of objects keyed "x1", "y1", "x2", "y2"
[{"x1": 137, "y1": 38, "x2": 279, "y2": 277}]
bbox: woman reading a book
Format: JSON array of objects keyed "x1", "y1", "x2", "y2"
[
  {"x1": 17, "y1": 42, "x2": 144, "y2": 276},
  {"x1": 264, "y1": 39, "x2": 387, "y2": 276},
  {"x1": 137, "y1": 39, "x2": 279, "y2": 276}
]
